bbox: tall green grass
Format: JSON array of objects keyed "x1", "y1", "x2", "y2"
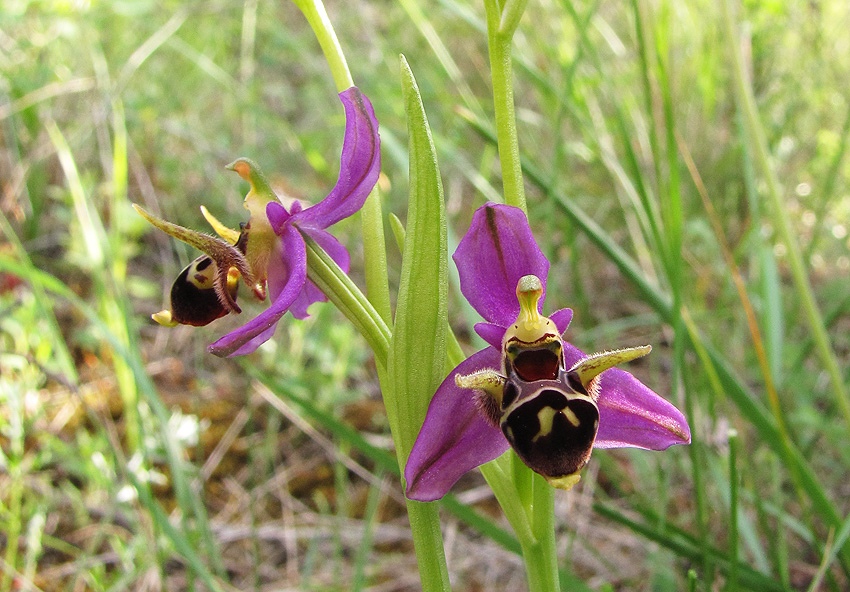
[{"x1": 1, "y1": 0, "x2": 848, "y2": 589}]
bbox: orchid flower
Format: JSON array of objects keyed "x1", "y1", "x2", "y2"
[
  {"x1": 134, "y1": 86, "x2": 380, "y2": 357},
  {"x1": 404, "y1": 203, "x2": 690, "y2": 501}
]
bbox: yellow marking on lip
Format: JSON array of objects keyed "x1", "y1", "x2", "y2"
[
  {"x1": 533, "y1": 406, "x2": 557, "y2": 442},
  {"x1": 562, "y1": 407, "x2": 580, "y2": 427}
]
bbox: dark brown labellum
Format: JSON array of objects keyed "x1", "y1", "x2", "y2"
[
  {"x1": 500, "y1": 376, "x2": 599, "y2": 481},
  {"x1": 165, "y1": 227, "x2": 250, "y2": 327},
  {"x1": 168, "y1": 255, "x2": 237, "y2": 326}
]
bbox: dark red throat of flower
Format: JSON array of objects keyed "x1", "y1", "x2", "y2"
[{"x1": 511, "y1": 348, "x2": 560, "y2": 382}]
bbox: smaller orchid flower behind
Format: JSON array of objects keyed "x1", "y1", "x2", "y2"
[
  {"x1": 133, "y1": 86, "x2": 380, "y2": 357},
  {"x1": 404, "y1": 203, "x2": 691, "y2": 502}
]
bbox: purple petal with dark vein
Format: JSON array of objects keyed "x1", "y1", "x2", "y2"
[
  {"x1": 294, "y1": 87, "x2": 381, "y2": 229},
  {"x1": 208, "y1": 225, "x2": 307, "y2": 357},
  {"x1": 474, "y1": 322, "x2": 505, "y2": 349},
  {"x1": 454, "y1": 203, "x2": 549, "y2": 327},
  {"x1": 405, "y1": 348, "x2": 509, "y2": 501},
  {"x1": 289, "y1": 227, "x2": 351, "y2": 319},
  {"x1": 561, "y1": 343, "x2": 690, "y2": 450}
]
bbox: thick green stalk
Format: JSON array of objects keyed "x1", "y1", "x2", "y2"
[
  {"x1": 721, "y1": 0, "x2": 850, "y2": 433},
  {"x1": 303, "y1": 233, "x2": 452, "y2": 590},
  {"x1": 293, "y1": 5, "x2": 449, "y2": 581},
  {"x1": 525, "y1": 474, "x2": 560, "y2": 592},
  {"x1": 484, "y1": 0, "x2": 526, "y2": 211}
]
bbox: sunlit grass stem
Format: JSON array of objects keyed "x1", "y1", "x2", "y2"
[
  {"x1": 484, "y1": 0, "x2": 527, "y2": 212},
  {"x1": 728, "y1": 430, "x2": 740, "y2": 592},
  {"x1": 720, "y1": 0, "x2": 850, "y2": 434}
]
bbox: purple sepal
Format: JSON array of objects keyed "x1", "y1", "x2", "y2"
[
  {"x1": 404, "y1": 348, "x2": 510, "y2": 502},
  {"x1": 295, "y1": 87, "x2": 381, "y2": 230},
  {"x1": 594, "y1": 367, "x2": 691, "y2": 449},
  {"x1": 208, "y1": 223, "x2": 306, "y2": 357},
  {"x1": 454, "y1": 204, "x2": 549, "y2": 327}
]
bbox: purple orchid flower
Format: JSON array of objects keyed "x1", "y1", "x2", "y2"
[
  {"x1": 404, "y1": 203, "x2": 690, "y2": 502},
  {"x1": 209, "y1": 87, "x2": 380, "y2": 357},
  {"x1": 134, "y1": 87, "x2": 380, "y2": 358}
]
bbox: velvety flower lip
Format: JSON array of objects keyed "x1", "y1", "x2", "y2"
[
  {"x1": 208, "y1": 86, "x2": 380, "y2": 357},
  {"x1": 404, "y1": 203, "x2": 690, "y2": 501}
]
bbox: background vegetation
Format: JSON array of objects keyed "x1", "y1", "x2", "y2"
[{"x1": 1, "y1": 0, "x2": 849, "y2": 589}]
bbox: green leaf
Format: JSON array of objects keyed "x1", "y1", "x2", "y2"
[
  {"x1": 386, "y1": 55, "x2": 451, "y2": 592},
  {"x1": 387, "y1": 55, "x2": 449, "y2": 468}
]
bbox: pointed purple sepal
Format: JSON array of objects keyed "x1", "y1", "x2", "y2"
[
  {"x1": 454, "y1": 204, "x2": 549, "y2": 327},
  {"x1": 295, "y1": 87, "x2": 381, "y2": 229},
  {"x1": 405, "y1": 348, "x2": 510, "y2": 502},
  {"x1": 594, "y1": 366, "x2": 691, "y2": 449}
]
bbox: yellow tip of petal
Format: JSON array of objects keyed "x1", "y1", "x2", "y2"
[
  {"x1": 455, "y1": 368, "x2": 506, "y2": 393},
  {"x1": 546, "y1": 473, "x2": 581, "y2": 491},
  {"x1": 200, "y1": 205, "x2": 240, "y2": 244},
  {"x1": 152, "y1": 309, "x2": 179, "y2": 327}
]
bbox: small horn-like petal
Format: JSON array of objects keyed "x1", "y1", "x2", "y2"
[
  {"x1": 570, "y1": 345, "x2": 652, "y2": 390},
  {"x1": 201, "y1": 205, "x2": 241, "y2": 244}
]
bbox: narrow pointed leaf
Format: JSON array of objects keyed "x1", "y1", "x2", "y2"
[
  {"x1": 387, "y1": 55, "x2": 451, "y2": 592},
  {"x1": 388, "y1": 56, "x2": 449, "y2": 468}
]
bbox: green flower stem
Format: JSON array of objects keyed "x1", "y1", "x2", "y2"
[
  {"x1": 300, "y1": 229, "x2": 390, "y2": 365},
  {"x1": 527, "y1": 474, "x2": 559, "y2": 592},
  {"x1": 483, "y1": 2, "x2": 560, "y2": 590},
  {"x1": 480, "y1": 454, "x2": 535, "y2": 543},
  {"x1": 498, "y1": 0, "x2": 531, "y2": 38},
  {"x1": 291, "y1": 10, "x2": 447, "y2": 587},
  {"x1": 291, "y1": 0, "x2": 353, "y2": 90},
  {"x1": 512, "y1": 450, "x2": 533, "y2": 510},
  {"x1": 484, "y1": 0, "x2": 526, "y2": 212},
  {"x1": 721, "y1": 0, "x2": 850, "y2": 433}
]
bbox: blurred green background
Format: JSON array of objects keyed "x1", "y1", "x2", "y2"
[{"x1": 1, "y1": 0, "x2": 849, "y2": 590}]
